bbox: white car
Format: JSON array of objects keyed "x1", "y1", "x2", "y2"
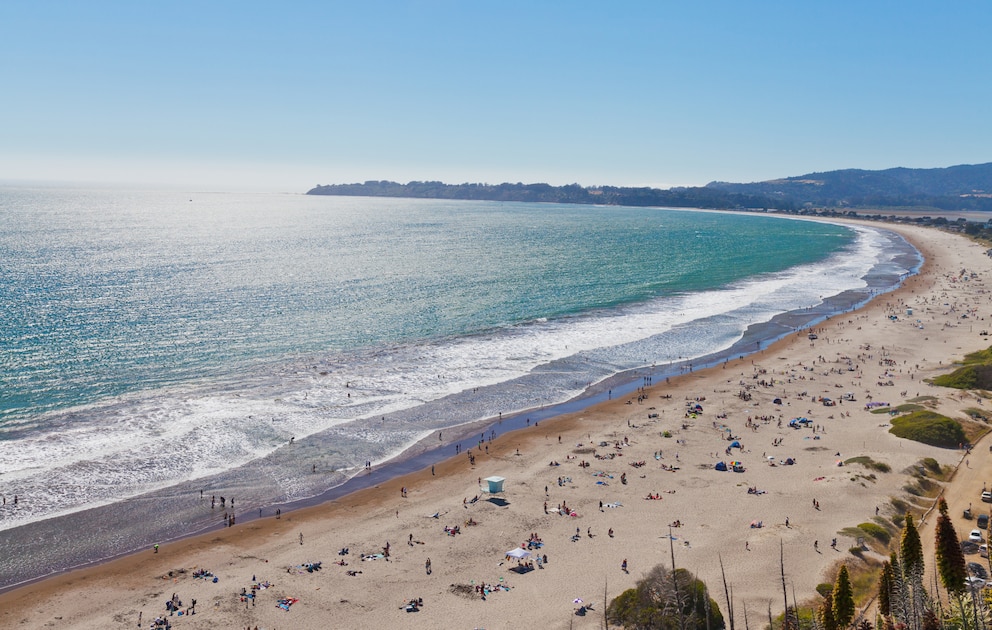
[
  {"x1": 970, "y1": 529, "x2": 984, "y2": 543},
  {"x1": 981, "y1": 544, "x2": 989, "y2": 558},
  {"x1": 982, "y1": 491, "x2": 992, "y2": 503},
  {"x1": 967, "y1": 576, "x2": 986, "y2": 590}
]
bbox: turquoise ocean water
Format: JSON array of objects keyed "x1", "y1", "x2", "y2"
[{"x1": 0, "y1": 188, "x2": 919, "y2": 586}]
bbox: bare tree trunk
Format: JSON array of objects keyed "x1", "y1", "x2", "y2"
[
  {"x1": 603, "y1": 576, "x2": 608, "y2": 630},
  {"x1": 790, "y1": 583, "x2": 800, "y2": 630},
  {"x1": 781, "y1": 541, "x2": 790, "y2": 630},
  {"x1": 670, "y1": 526, "x2": 686, "y2": 630},
  {"x1": 720, "y1": 555, "x2": 736, "y2": 630}
]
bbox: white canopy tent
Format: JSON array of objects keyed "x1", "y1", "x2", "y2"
[{"x1": 505, "y1": 547, "x2": 531, "y2": 560}]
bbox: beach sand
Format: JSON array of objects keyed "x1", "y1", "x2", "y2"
[{"x1": 2, "y1": 221, "x2": 991, "y2": 630}]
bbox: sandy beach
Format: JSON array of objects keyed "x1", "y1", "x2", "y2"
[{"x1": 2, "y1": 220, "x2": 991, "y2": 630}]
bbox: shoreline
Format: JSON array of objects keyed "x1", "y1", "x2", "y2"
[
  {"x1": 0, "y1": 222, "x2": 918, "y2": 594},
  {"x1": 5, "y1": 221, "x2": 992, "y2": 629}
]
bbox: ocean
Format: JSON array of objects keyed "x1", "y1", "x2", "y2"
[{"x1": 0, "y1": 188, "x2": 920, "y2": 588}]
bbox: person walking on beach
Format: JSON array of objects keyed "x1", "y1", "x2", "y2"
[
  {"x1": 299, "y1": 532, "x2": 304, "y2": 545},
  {"x1": 621, "y1": 559, "x2": 628, "y2": 573},
  {"x1": 425, "y1": 557, "x2": 432, "y2": 575}
]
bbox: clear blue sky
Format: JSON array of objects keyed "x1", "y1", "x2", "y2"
[{"x1": 2, "y1": 1, "x2": 989, "y2": 192}]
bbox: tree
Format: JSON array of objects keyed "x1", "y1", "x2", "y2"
[
  {"x1": 900, "y1": 513, "x2": 926, "y2": 629},
  {"x1": 885, "y1": 552, "x2": 908, "y2": 627},
  {"x1": 900, "y1": 514, "x2": 924, "y2": 577},
  {"x1": 934, "y1": 498, "x2": 968, "y2": 596},
  {"x1": 877, "y1": 560, "x2": 892, "y2": 619},
  {"x1": 819, "y1": 590, "x2": 837, "y2": 630},
  {"x1": 832, "y1": 565, "x2": 855, "y2": 629},
  {"x1": 607, "y1": 565, "x2": 725, "y2": 629}
]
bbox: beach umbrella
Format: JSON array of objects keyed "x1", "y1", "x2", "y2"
[{"x1": 573, "y1": 598, "x2": 583, "y2": 604}]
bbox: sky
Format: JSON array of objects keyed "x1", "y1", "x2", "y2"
[{"x1": 1, "y1": 1, "x2": 990, "y2": 192}]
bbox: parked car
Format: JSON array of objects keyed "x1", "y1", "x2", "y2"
[
  {"x1": 981, "y1": 544, "x2": 989, "y2": 558},
  {"x1": 969, "y1": 562, "x2": 988, "y2": 580},
  {"x1": 980, "y1": 513, "x2": 990, "y2": 529},
  {"x1": 970, "y1": 529, "x2": 984, "y2": 543},
  {"x1": 982, "y1": 491, "x2": 992, "y2": 503},
  {"x1": 967, "y1": 576, "x2": 986, "y2": 590}
]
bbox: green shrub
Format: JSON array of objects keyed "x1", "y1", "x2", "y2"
[
  {"x1": 607, "y1": 566, "x2": 723, "y2": 630},
  {"x1": 857, "y1": 522, "x2": 891, "y2": 544},
  {"x1": 966, "y1": 408, "x2": 990, "y2": 422},
  {"x1": 892, "y1": 403, "x2": 924, "y2": 413},
  {"x1": 960, "y1": 346, "x2": 992, "y2": 365},
  {"x1": 889, "y1": 411, "x2": 966, "y2": 448},
  {"x1": 932, "y1": 363, "x2": 992, "y2": 390},
  {"x1": 845, "y1": 456, "x2": 891, "y2": 473},
  {"x1": 928, "y1": 345, "x2": 992, "y2": 390}
]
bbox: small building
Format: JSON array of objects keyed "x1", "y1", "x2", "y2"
[{"x1": 482, "y1": 476, "x2": 506, "y2": 494}]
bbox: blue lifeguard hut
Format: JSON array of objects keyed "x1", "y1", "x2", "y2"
[{"x1": 482, "y1": 476, "x2": 506, "y2": 494}]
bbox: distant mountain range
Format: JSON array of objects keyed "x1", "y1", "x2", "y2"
[
  {"x1": 307, "y1": 162, "x2": 992, "y2": 212},
  {"x1": 706, "y1": 162, "x2": 992, "y2": 211}
]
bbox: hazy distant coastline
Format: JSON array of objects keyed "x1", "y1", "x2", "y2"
[{"x1": 309, "y1": 161, "x2": 992, "y2": 213}]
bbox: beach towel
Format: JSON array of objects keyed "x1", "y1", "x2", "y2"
[{"x1": 277, "y1": 597, "x2": 299, "y2": 611}]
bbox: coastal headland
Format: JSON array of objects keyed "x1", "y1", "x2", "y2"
[{"x1": 2, "y1": 220, "x2": 991, "y2": 629}]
